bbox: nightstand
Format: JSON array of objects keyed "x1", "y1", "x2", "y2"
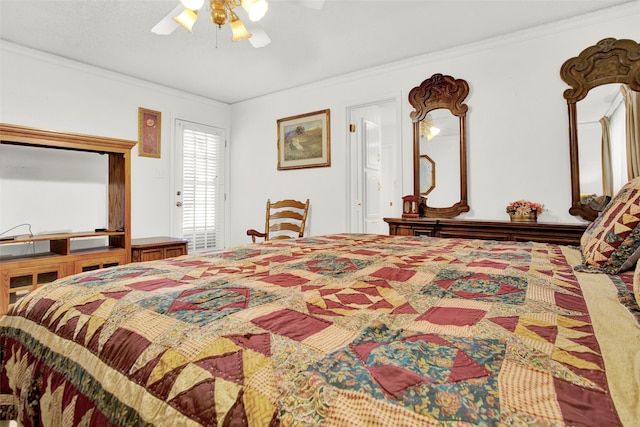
[{"x1": 131, "y1": 237, "x2": 188, "y2": 262}]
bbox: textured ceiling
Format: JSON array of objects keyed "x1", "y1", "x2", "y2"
[{"x1": 0, "y1": 0, "x2": 636, "y2": 104}]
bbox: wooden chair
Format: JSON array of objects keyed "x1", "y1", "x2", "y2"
[{"x1": 246, "y1": 199, "x2": 310, "y2": 242}]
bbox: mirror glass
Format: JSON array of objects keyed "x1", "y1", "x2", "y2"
[
  {"x1": 578, "y1": 84, "x2": 626, "y2": 200},
  {"x1": 419, "y1": 109, "x2": 460, "y2": 205}
]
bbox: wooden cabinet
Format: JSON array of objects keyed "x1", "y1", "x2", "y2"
[
  {"x1": 0, "y1": 123, "x2": 135, "y2": 315},
  {"x1": 1, "y1": 261, "x2": 67, "y2": 311},
  {"x1": 384, "y1": 218, "x2": 588, "y2": 246},
  {"x1": 131, "y1": 237, "x2": 188, "y2": 262}
]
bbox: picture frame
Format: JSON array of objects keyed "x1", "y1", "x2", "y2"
[
  {"x1": 138, "y1": 107, "x2": 161, "y2": 158},
  {"x1": 277, "y1": 109, "x2": 330, "y2": 170}
]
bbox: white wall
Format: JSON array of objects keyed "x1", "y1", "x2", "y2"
[
  {"x1": 0, "y1": 42, "x2": 231, "y2": 239},
  {"x1": 228, "y1": 3, "x2": 640, "y2": 246}
]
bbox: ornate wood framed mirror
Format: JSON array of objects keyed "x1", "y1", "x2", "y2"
[
  {"x1": 409, "y1": 73, "x2": 470, "y2": 217},
  {"x1": 560, "y1": 38, "x2": 640, "y2": 221}
]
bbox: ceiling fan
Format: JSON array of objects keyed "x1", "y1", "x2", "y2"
[{"x1": 152, "y1": 0, "x2": 324, "y2": 49}]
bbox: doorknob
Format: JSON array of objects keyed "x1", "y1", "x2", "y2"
[{"x1": 176, "y1": 202, "x2": 182, "y2": 207}]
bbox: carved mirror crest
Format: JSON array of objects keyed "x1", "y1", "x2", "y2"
[
  {"x1": 409, "y1": 73, "x2": 470, "y2": 217},
  {"x1": 560, "y1": 38, "x2": 640, "y2": 221}
]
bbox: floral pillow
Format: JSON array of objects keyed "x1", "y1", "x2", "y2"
[
  {"x1": 634, "y1": 261, "x2": 640, "y2": 306},
  {"x1": 580, "y1": 176, "x2": 640, "y2": 274}
]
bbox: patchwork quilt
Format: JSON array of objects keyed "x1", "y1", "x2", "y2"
[{"x1": 1, "y1": 234, "x2": 639, "y2": 426}]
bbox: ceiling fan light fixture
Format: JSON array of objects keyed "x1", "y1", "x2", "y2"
[
  {"x1": 174, "y1": 9, "x2": 198, "y2": 32},
  {"x1": 241, "y1": 0, "x2": 268, "y2": 22},
  {"x1": 210, "y1": 0, "x2": 227, "y2": 27},
  {"x1": 179, "y1": 0, "x2": 205, "y2": 10},
  {"x1": 420, "y1": 117, "x2": 441, "y2": 141},
  {"x1": 427, "y1": 126, "x2": 440, "y2": 141},
  {"x1": 230, "y1": 11, "x2": 252, "y2": 41}
]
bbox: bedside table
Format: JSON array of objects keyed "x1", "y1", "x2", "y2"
[{"x1": 131, "y1": 237, "x2": 189, "y2": 262}]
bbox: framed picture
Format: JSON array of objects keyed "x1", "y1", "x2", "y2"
[
  {"x1": 138, "y1": 107, "x2": 161, "y2": 158},
  {"x1": 277, "y1": 109, "x2": 330, "y2": 170}
]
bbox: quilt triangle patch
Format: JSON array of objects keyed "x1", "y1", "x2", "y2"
[
  {"x1": 452, "y1": 290, "x2": 490, "y2": 299},
  {"x1": 497, "y1": 282, "x2": 524, "y2": 295},
  {"x1": 102, "y1": 290, "x2": 131, "y2": 300},
  {"x1": 75, "y1": 299, "x2": 104, "y2": 315},
  {"x1": 447, "y1": 350, "x2": 492, "y2": 383},
  {"x1": 351, "y1": 341, "x2": 382, "y2": 364},
  {"x1": 319, "y1": 288, "x2": 341, "y2": 296},
  {"x1": 621, "y1": 212, "x2": 640, "y2": 226},
  {"x1": 324, "y1": 299, "x2": 355, "y2": 311},
  {"x1": 179, "y1": 288, "x2": 209, "y2": 298},
  {"x1": 167, "y1": 299, "x2": 206, "y2": 313},
  {"x1": 595, "y1": 241, "x2": 615, "y2": 257},
  {"x1": 226, "y1": 333, "x2": 271, "y2": 357},
  {"x1": 306, "y1": 302, "x2": 340, "y2": 317},
  {"x1": 222, "y1": 389, "x2": 249, "y2": 426},
  {"x1": 147, "y1": 363, "x2": 188, "y2": 399},
  {"x1": 489, "y1": 316, "x2": 519, "y2": 333},
  {"x1": 525, "y1": 324, "x2": 558, "y2": 344},
  {"x1": 369, "y1": 299, "x2": 394, "y2": 310},
  {"x1": 355, "y1": 286, "x2": 384, "y2": 297},
  {"x1": 613, "y1": 221, "x2": 633, "y2": 236},
  {"x1": 196, "y1": 351, "x2": 245, "y2": 384},
  {"x1": 629, "y1": 203, "x2": 640, "y2": 216},
  {"x1": 391, "y1": 302, "x2": 419, "y2": 315},
  {"x1": 169, "y1": 380, "x2": 219, "y2": 425},
  {"x1": 368, "y1": 365, "x2": 427, "y2": 399}
]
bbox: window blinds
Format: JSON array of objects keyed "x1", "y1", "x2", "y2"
[{"x1": 179, "y1": 121, "x2": 225, "y2": 253}]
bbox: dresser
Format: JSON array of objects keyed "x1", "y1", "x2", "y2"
[
  {"x1": 131, "y1": 237, "x2": 189, "y2": 262},
  {"x1": 384, "y1": 218, "x2": 588, "y2": 246}
]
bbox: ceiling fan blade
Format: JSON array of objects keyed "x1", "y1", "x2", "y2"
[
  {"x1": 298, "y1": 0, "x2": 324, "y2": 10},
  {"x1": 151, "y1": 4, "x2": 183, "y2": 35},
  {"x1": 234, "y1": 7, "x2": 271, "y2": 48},
  {"x1": 248, "y1": 28, "x2": 271, "y2": 48}
]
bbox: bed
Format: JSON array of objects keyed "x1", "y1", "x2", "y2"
[{"x1": 1, "y1": 228, "x2": 639, "y2": 426}]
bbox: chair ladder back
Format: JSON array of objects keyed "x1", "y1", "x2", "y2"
[{"x1": 248, "y1": 198, "x2": 310, "y2": 242}]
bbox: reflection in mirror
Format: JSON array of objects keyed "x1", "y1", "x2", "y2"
[
  {"x1": 561, "y1": 38, "x2": 640, "y2": 221},
  {"x1": 419, "y1": 155, "x2": 435, "y2": 195},
  {"x1": 409, "y1": 73, "x2": 470, "y2": 218},
  {"x1": 419, "y1": 109, "x2": 460, "y2": 206},
  {"x1": 578, "y1": 84, "x2": 627, "y2": 203}
]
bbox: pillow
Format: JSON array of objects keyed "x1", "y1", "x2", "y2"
[
  {"x1": 580, "y1": 176, "x2": 640, "y2": 274},
  {"x1": 634, "y1": 261, "x2": 640, "y2": 306}
]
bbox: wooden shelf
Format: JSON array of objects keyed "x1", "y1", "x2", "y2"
[
  {"x1": 0, "y1": 231, "x2": 125, "y2": 245},
  {"x1": 1, "y1": 232, "x2": 127, "y2": 260},
  {"x1": 0, "y1": 123, "x2": 135, "y2": 315}
]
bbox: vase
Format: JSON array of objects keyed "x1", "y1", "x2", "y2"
[{"x1": 509, "y1": 212, "x2": 537, "y2": 222}]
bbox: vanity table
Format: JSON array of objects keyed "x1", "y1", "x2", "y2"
[{"x1": 384, "y1": 218, "x2": 587, "y2": 246}]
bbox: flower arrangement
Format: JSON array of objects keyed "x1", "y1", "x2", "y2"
[{"x1": 506, "y1": 200, "x2": 544, "y2": 215}]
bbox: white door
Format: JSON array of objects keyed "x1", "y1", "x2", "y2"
[
  {"x1": 362, "y1": 119, "x2": 382, "y2": 233},
  {"x1": 173, "y1": 120, "x2": 226, "y2": 252},
  {"x1": 348, "y1": 99, "x2": 401, "y2": 234}
]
